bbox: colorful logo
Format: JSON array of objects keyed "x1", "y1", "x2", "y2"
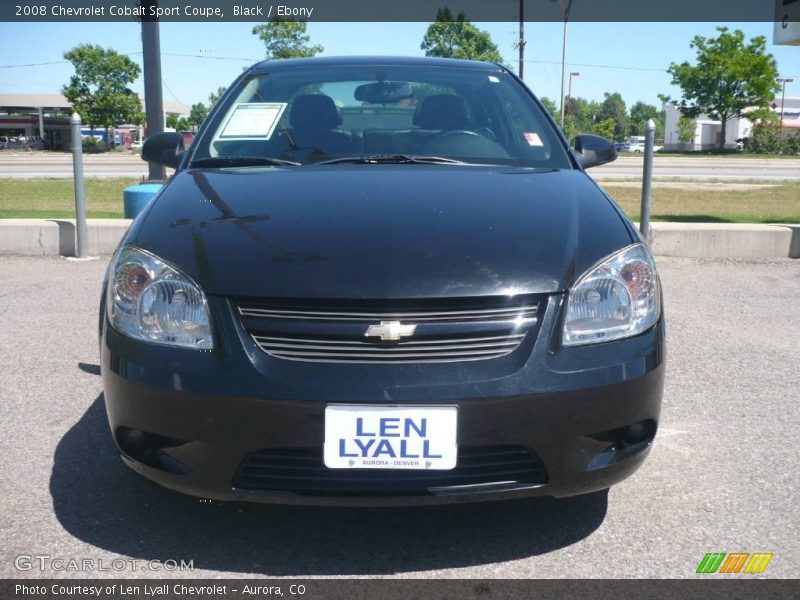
[{"x1": 696, "y1": 552, "x2": 773, "y2": 574}]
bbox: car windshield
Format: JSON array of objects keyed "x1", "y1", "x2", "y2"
[{"x1": 189, "y1": 63, "x2": 572, "y2": 169}]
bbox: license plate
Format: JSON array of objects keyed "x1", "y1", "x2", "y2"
[{"x1": 324, "y1": 404, "x2": 458, "y2": 470}]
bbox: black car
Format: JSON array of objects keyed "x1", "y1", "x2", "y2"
[{"x1": 100, "y1": 56, "x2": 664, "y2": 506}]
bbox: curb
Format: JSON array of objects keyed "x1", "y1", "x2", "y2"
[
  {"x1": 0, "y1": 219, "x2": 798, "y2": 259},
  {"x1": 642, "y1": 222, "x2": 800, "y2": 259},
  {"x1": 0, "y1": 219, "x2": 132, "y2": 257}
]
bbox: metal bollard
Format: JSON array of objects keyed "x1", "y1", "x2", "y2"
[
  {"x1": 70, "y1": 112, "x2": 88, "y2": 258},
  {"x1": 639, "y1": 119, "x2": 655, "y2": 242}
]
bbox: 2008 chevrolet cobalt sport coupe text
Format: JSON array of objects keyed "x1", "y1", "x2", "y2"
[{"x1": 100, "y1": 56, "x2": 664, "y2": 506}]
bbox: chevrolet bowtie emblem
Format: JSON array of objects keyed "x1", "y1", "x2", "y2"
[{"x1": 364, "y1": 321, "x2": 417, "y2": 342}]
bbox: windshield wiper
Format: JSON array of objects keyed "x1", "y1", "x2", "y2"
[
  {"x1": 191, "y1": 156, "x2": 301, "y2": 168},
  {"x1": 313, "y1": 154, "x2": 470, "y2": 166}
]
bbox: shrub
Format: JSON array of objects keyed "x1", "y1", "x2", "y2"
[{"x1": 743, "y1": 125, "x2": 800, "y2": 154}]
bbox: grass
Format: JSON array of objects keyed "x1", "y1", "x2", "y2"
[
  {"x1": 1, "y1": 177, "x2": 798, "y2": 224},
  {"x1": 0, "y1": 178, "x2": 136, "y2": 218},
  {"x1": 601, "y1": 182, "x2": 800, "y2": 224}
]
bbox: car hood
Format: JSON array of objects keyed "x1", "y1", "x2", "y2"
[{"x1": 128, "y1": 165, "x2": 633, "y2": 298}]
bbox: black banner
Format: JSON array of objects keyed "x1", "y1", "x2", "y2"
[
  {"x1": 0, "y1": 0, "x2": 792, "y2": 22},
  {"x1": 2, "y1": 579, "x2": 797, "y2": 600}
]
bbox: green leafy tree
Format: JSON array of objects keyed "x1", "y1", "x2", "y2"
[
  {"x1": 629, "y1": 101, "x2": 665, "y2": 139},
  {"x1": 252, "y1": 19, "x2": 323, "y2": 60},
  {"x1": 62, "y1": 44, "x2": 143, "y2": 135},
  {"x1": 666, "y1": 27, "x2": 780, "y2": 150},
  {"x1": 421, "y1": 8, "x2": 503, "y2": 63},
  {"x1": 166, "y1": 114, "x2": 189, "y2": 131},
  {"x1": 562, "y1": 115, "x2": 578, "y2": 144},
  {"x1": 187, "y1": 102, "x2": 208, "y2": 128},
  {"x1": 207, "y1": 86, "x2": 227, "y2": 110},
  {"x1": 677, "y1": 115, "x2": 696, "y2": 144},
  {"x1": 598, "y1": 92, "x2": 629, "y2": 141},
  {"x1": 567, "y1": 97, "x2": 601, "y2": 134},
  {"x1": 539, "y1": 96, "x2": 558, "y2": 119},
  {"x1": 591, "y1": 117, "x2": 616, "y2": 140}
]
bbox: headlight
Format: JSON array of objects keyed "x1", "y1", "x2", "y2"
[
  {"x1": 563, "y1": 243, "x2": 660, "y2": 346},
  {"x1": 107, "y1": 246, "x2": 213, "y2": 349}
]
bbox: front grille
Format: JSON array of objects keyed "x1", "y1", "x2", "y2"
[
  {"x1": 236, "y1": 296, "x2": 541, "y2": 364},
  {"x1": 251, "y1": 333, "x2": 527, "y2": 362},
  {"x1": 233, "y1": 446, "x2": 548, "y2": 496}
]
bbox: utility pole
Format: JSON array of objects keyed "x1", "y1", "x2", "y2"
[
  {"x1": 518, "y1": 0, "x2": 525, "y2": 80},
  {"x1": 140, "y1": 0, "x2": 165, "y2": 181},
  {"x1": 777, "y1": 77, "x2": 794, "y2": 134}
]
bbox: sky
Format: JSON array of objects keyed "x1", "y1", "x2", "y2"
[{"x1": 0, "y1": 21, "x2": 798, "y2": 111}]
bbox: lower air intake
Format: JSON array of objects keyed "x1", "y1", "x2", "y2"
[{"x1": 233, "y1": 446, "x2": 548, "y2": 496}]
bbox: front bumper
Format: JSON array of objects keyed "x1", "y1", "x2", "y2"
[{"x1": 100, "y1": 294, "x2": 665, "y2": 506}]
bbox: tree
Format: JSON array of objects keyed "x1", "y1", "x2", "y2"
[
  {"x1": 598, "y1": 92, "x2": 629, "y2": 141},
  {"x1": 677, "y1": 116, "x2": 696, "y2": 144},
  {"x1": 187, "y1": 102, "x2": 208, "y2": 129},
  {"x1": 666, "y1": 27, "x2": 780, "y2": 150},
  {"x1": 166, "y1": 114, "x2": 189, "y2": 131},
  {"x1": 539, "y1": 96, "x2": 558, "y2": 119},
  {"x1": 62, "y1": 44, "x2": 143, "y2": 136},
  {"x1": 252, "y1": 19, "x2": 323, "y2": 60},
  {"x1": 207, "y1": 86, "x2": 227, "y2": 109},
  {"x1": 591, "y1": 118, "x2": 616, "y2": 140},
  {"x1": 421, "y1": 8, "x2": 503, "y2": 63},
  {"x1": 568, "y1": 97, "x2": 601, "y2": 133},
  {"x1": 629, "y1": 101, "x2": 665, "y2": 138}
]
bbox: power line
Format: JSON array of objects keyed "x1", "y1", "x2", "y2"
[
  {"x1": 0, "y1": 60, "x2": 70, "y2": 69},
  {"x1": 513, "y1": 58, "x2": 669, "y2": 73},
  {"x1": 0, "y1": 50, "x2": 259, "y2": 70},
  {"x1": 0, "y1": 51, "x2": 142, "y2": 69},
  {"x1": 161, "y1": 52, "x2": 258, "y2": 62},
  {"x1": 162, "y1": 80, "x2": 183, "y2": 105}
]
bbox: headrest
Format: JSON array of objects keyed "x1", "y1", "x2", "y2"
[
  {"x1": 289, "y1": 94, "x2": 342, "y2": 130},
  {"x1": 413, "y1": 94, "x2": 469, "y2": 130}
]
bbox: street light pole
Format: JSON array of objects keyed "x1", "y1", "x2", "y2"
[
  {"x1": 552, "y1": 0, "x2": 574, "y2": 127},
  {"x1": 567, "y1": 71, "x2": 580, "y2": 116},
  {"x1": 777, "y1": 78, "x2": 794, "y2": 134}
]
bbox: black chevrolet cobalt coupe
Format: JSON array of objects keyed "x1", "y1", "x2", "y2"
[{"x1": 100, "y1": 56, "x2": 664, "y2": 506}]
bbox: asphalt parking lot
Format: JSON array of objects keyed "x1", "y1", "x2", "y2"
[{"x1": 0, "y1": 255, "x2": 797, "y2": 579}]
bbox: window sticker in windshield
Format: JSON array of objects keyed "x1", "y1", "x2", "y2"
[
  {"x1": 219, "y1": 103, "x2": 287, "y2": 140},
  {"x1": 523, "y1": 132, "x2": 544, "y2": 147}
]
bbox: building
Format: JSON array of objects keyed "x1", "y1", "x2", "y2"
[
  {"x1": 663, "y1": 97, "x2": 800, "y2": 151},
  {"x1": 0, "y1": 93, "x2": 189, "y2": 150}
]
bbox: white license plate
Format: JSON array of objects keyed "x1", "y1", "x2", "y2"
[{"x1": 324, "y1": 404, "x2": 458, "y2": 470}]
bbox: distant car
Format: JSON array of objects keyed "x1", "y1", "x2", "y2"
[
  {"x1": 0, "y1": 136, "x2": 9, "y2": 149},
  {"x1": 614, "y1": 142, "x2": 630, "y2": 152},
  {"x1": 101, "y1": 55, "x2": 664, "y2": 506},
  {"x1": 625, "y1": 142, "x2": 662, "y2": 153}
]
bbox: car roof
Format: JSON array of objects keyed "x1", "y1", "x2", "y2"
[{"x1": 248, "y1": 55, "x2": 506, "y2": 74}]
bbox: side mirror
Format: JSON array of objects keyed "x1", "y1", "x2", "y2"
[
  {"x1": 142, "y1": 132, "x2": 185, "y2": 169},
  {"x1": 573, "y1": 134, "x2": 617, "y2": 169}
]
